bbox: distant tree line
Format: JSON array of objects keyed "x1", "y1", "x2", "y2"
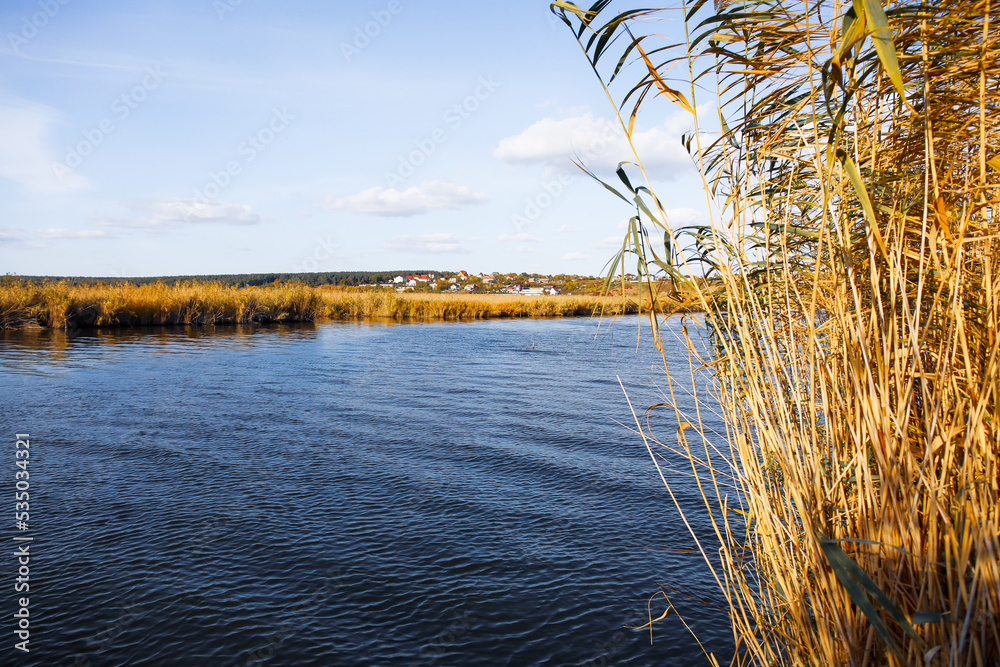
[{"x1": 11, "y1": 271, "x2": 440, "y2": 287}]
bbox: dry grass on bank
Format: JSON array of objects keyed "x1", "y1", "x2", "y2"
[
  {"x1": 316, "y1": 286, "x2": 693, "y2": 320},
  {"x1": 0, "y1": 280, "x2": 697, "y2": 329},
  {"x1": 0, "y1": 280, "x2": 322, "y2": 328}
]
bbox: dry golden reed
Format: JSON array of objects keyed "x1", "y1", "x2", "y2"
[
  {"x1": 0, "y1": 280, "x2": 321, "y2": 328},
  {"x1": 555, "y1": 0, "x2": 999, "y2": 664},
  {"x1": 0, "y1": 280, "x2": 686, "y2": 328}
]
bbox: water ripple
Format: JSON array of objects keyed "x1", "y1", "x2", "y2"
[{"x1": 2, "y1": 316, "x2": 732, "y2": 665}]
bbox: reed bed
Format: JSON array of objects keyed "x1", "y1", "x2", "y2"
[
  {"x1": 317, "y1": 287, "x2": 687, "y2": 320},
  {"x1": 0, "y1": 280, "x2": 322, "y2": 328},
  {"x1": 556, "y1": 0, "x2": 999, "y2": 665},
  {"x1": 0, "y1": 280, "x2": 695, "y2": 329}
]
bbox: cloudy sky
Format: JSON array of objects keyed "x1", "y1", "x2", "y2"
[{"x1": 0, "y1": 0, "x2": 707, "y2": 277}]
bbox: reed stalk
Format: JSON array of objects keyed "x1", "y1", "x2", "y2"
[{"x1": 554, "y1": 0, "x2": 999, "y2": 664}]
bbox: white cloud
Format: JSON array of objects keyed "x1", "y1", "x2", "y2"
[
  {"x1": 515, "y1": 245, "x2": 538, "y2": 253},
  {"x1": 591, "y1": 236, "x2": 623, "y2": 249},
  {"x1": 96, "y1": 199, "x2": 261, "y2": 229},
  {"x1": 38, "y1": 228, "x2": 117, "y2": 240},
  {"x1": 614, "y1": 208, "x2": 705, "y2": 229},
  {"x1": 324, "y1": 181, "x2": 489, "y2": 217},
  {"x1": 494, "y1": 111, "x2": 693, "y2": 178},
  {"x1": 0, "y1": 99, "x2": 88, "y2": 192},
  {"x1": 497, "y1": 233, "x2": 543, "y2": 242},
  {"x1": 383, "y1": 234, "x2": 470, "y2": 254},
  {"x1": 562, "y1": 252, "x2": 590, "y2": 261},
  {"x1": 557, "y1": 225, "x2": 580, "y2": 233},
  {"x1": 663, "y1": 207, "x2": 706, "y2": 226},
  {"x1": 0, "y1": 227, "x2": 30, "y2": 246}
]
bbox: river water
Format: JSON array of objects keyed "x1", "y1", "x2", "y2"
[{"x1": 1, "y1": 315, "x2": 733, "y2": 665}]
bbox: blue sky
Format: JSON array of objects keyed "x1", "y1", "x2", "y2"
[{"x1": 0, "y1": 0, "x2": 707, "y2": 277}]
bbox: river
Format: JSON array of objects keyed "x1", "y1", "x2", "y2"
[{"x1": 1, "y1": 315, "x2": 733, "y2": 665}]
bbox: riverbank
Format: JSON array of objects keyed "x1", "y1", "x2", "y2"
[{"x1": 0, "y1": 280, "x2": 698, "y2": 329}]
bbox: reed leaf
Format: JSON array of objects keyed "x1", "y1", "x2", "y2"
[{"x1": 554, "y1": 0, "x2": 1000, "y2": 664}]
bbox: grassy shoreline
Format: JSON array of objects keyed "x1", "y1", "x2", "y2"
[{"x1": 0, "y1": 280, "x2": 696, "y2": 329}]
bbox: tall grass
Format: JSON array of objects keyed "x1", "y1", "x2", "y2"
[
  {"x1": 0, "y1": 280, "x2": 696, "y2": 328},
  {"x1": 320, "y1": 289, "x2": 628, "y2": 319},
  {"x1": 555, "y1": 0, "x2": 999, "y2": 664},
  {"x1": 317, "y1": 285, "x2": 695, "y2": 319},
  {"x1": 0, "y1": 280, "x2": 322, "y2": 328}
]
